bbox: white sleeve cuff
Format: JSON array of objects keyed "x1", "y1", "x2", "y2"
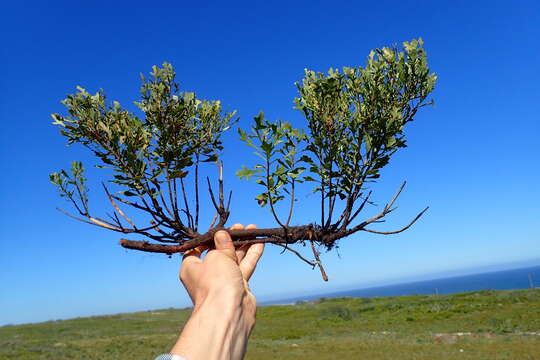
[{"x1": 154, "y1": 354, "x2": 187, "y2": 360}]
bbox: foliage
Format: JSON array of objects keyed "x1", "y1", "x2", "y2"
[
  {"x1": 49, "y1": 161, "x2": 88, "y2": 215},
  {"x1": 319, "y1": 305, "x2": 353, "y2": 321},
  {"x1": 50, "y1": 63, "x2": 236, "y2": 235},
  {"x1": 237, "y1": 112, "x2": 307, "y2": 224},
  {"x1": 49, "y1": 39, "x2": 437, "y2": 274},
  {"x1": 238, "y1": 38, "x2": 436, "y2": 230},
  {"x1": 51, "y1": 62, "x2": 235, "y2": 195}
]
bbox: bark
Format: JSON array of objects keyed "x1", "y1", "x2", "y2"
[{"x1": 119, "y1": 225, "x2": 341, "y2": 254}]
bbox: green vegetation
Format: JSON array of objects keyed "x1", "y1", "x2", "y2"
[
  {"x1": 2, "y1": 289, "x2": 540, "y2": 359},
  {"x1": 49, "y1": 40, "x2": 436, "y2": 273}
]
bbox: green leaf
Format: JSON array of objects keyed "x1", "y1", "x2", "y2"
[
  {"x1": 255, "y1": 193, "x2": 268, "y2": 207},
  {"x1": 201, "y1": 154, "x2": 218, "y2": 163},
  {"x1": 169, "y1": 170, "x2": 188, "y2": 178},
  {"x1": 260, "y1": 142, "x2": 273, "y2": 155},
  {"x1": 236, "y1": 166, "x2": 262, "y2": 180}
]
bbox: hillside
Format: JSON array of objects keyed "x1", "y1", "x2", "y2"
[{"x1": 2, "y1": 288, "x2": 539, "y2": 359}]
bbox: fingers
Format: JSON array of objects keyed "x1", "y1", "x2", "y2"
[
  {"x1": 182, "y1": 245, "x2": 206, "y2": 263},
  {"x1": 236, "y1": 224, "x2": 257, "y2": 262},
  {"x1": 181, "y1": 244, "x2": 206, "y2": 268},
  {"x1": 223, "y1": 223, "x2": 264, "y2": 279},
  {"x1": 181, "y1": 246, "x2": 205, "y2": 275},
  {"x1": 240, "y1": 242, "x2": 264, "y2": 281},
  {"x1": 236, "y1": 244, "x2": 250, "y2": 262},
  {"x1": 180, "y1": 245, "x2": 206, "y2": 279},
  {"x1": 214, "y1": 230, "x2": 238, "y2": 263},
  {"x1": 230, "y1": 223, "x2": 244, "y2": 261},
  {"x1": 230, "y1": 223, "x2": 244, "y2": 231}
]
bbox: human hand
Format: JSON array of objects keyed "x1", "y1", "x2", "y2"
[{"x1": 169, "y1": 223, "x2": 264, "y2": 360}]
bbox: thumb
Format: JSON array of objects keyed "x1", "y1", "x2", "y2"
[{"x1": 214, "y1": 230, "x2": 238, "y2": 263}]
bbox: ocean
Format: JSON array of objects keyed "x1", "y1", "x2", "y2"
[{"x1": 270, "y1": 265, "x2": 540, "y2": 304}]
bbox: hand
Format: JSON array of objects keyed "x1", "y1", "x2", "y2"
[{"x1": 169, "y1": 223, "x2": 265, "y2": 360}]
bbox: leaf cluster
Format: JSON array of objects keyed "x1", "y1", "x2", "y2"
[
  {"x1": 237, "y1": 112, "x2": 307, "y2": 211},
  {"x1": 51, "y1": 63, "x2": 235, "y2": 195},
  {"x1": 237, "y1": 39, "x2": 436, "y2": 230},
  {"x1": 50, "y1": 63, "x2": 236, "y2": 236},
  {"x1": 50, "y1": 161, "x2": 89, "y2": 215}
]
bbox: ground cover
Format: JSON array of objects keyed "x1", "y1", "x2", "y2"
[{"x1": 2, "y1": 288, "x2": 539, "y2": 359}]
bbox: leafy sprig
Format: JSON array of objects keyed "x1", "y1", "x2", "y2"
[{"x1": 237, "y1": 112, "x2": 306, "y2": 226}]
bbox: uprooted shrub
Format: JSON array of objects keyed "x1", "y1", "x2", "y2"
[{"x1": 50, "y1": 39, "x2": 436, "y2": 280}]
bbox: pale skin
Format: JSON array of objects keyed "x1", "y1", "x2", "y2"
[{"x1": 169, "y1": 223, "x2": 265, "y2": 360}]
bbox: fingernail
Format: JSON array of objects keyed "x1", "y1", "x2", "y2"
[{"x1": 215, "y1": 230, "x2": 229, "y2": 246}]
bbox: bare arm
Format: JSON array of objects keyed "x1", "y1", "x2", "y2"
[{"x1": 168, "y1": 224, "x2": 264, "y2": 360}]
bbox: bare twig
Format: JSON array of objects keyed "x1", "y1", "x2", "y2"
[
  {"x1": 56, "y1": 208, "x2": 122, "y2": 232},
  {"x1": 102, "y1": 183, "x2": 136, "y2": 228},
  {"x1": 206, "y1": 176, "x2": 220, "y2": 211},
  {"x1": 343, "y1": 190, "x2": 373, "y2": 228},
  {"x1": 218, "y1": 161, "x2": 224, "y2": 211},
  {"x1": 384, "y1": 181, "x2": 407, "y2": 212},
  {"x1": 285, "y1": 179, "x2": 295, "y2": 227},
  {"x1": 216, "y1": 161, "x2": 230, "y2": 227},
  {"x1": 345, "y1": 183, "x2": 427, "y2": 237},
  {"x1": 153, "y1": 176, "x2": 174, "y2": 219},
  {"x1": 226, "y1": 190, "x2": 233, "y2": 213},
  {"x1": 195, "y1": 156, "x2": 200, "y2": 231},
  {"x1": 310, "y1": 238, "x2": 328, "y2": 281},
  {"x1": 362, "y1": 206, "x2": 429, "y2": 234},
  {"x1": 164, "y1": 168, "x2": 181, "y2": 224},
  {"x1": 110, "y1": 193, "x2": 190, "y2": 236},
  {"x1": 266, "y1": 156, "x2": 285, "y2": 228},
  {"x1": 173, "y1": 176, "x2": 179, "y2": 222},
  {"x1": 180, "y1": 177, "x2": 193, "y2": 229},
  {"x1": 208, "y1": 213, "x2": 219, "y2": 230},
  {"x1": 275, "y1": 243, "x2": 316, "y2": 267}
]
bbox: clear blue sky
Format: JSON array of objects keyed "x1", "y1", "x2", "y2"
[{"x1": 1, "y1": 0, "x2": 539, "y2": 325}]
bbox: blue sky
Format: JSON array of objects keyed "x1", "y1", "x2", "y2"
[{"x1": 1, "y1": 0, "x2": 539, "y2": 325}]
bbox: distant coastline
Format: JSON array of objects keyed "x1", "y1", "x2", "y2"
[{"x1": 264, "y1": 264, "x2": 540, "y2": 305}]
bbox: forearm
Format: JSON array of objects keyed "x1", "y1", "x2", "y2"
[{"x1": 170, "y1": 294, "x2": 256, "y2": 360}]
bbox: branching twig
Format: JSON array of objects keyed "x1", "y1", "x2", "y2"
[
  {"x1": 102, "y1": 183, "x2": 136, "y2": 228},
  {"x1": 117, "y1": 181, "x2": 428, "y2": 256},
  {"x1": 342, "y1": 190, "x2": 373, "y2": 229},
  {"x1": 276, "y1": 243, "x2": 316, "y2": 267},
  {"x1": 362, "y1": 206, "x2": 429, "y2": 234}
]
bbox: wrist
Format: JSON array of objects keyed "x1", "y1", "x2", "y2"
[{"x1": 170, "y1": 291, "x2": 256, "y2": 360}]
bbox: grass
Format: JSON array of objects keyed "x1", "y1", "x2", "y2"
[{"x1": 2, "y1": 288, "x2": 540, "y2": 359}]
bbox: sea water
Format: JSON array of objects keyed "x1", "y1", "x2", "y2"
[{"x1": 271, "y1": 265, "x2": 540, "y2": 304}]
